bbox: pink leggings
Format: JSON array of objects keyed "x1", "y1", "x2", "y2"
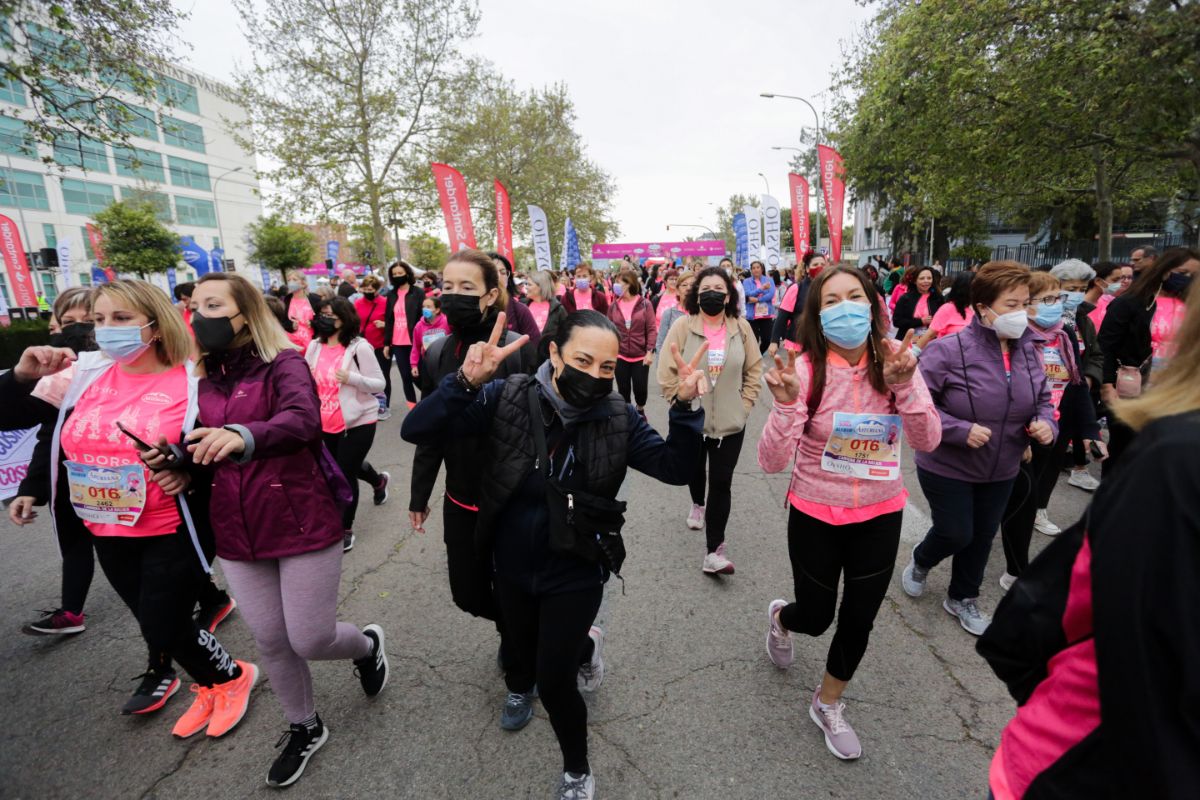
[{"x1": 219, "y1": 543, "x2": 371, "y2": 723}]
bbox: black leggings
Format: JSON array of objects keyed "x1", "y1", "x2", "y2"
[
  {"x1": 56, "y1": 514, "x2": 94, "y2": 615},
  {"x1": 749, "y1": 318, "x2": 773, "y2": 352},
  {"x1": 688, "y1": 429, "x2": 746, "y2": 552},
  {"x1": 495, "y1": 579, "x2": 603, "y2": 775},
  {"x1": 779, "y1": 507, "x2": 902, "y2": 682},
  {"x1": 323, "y1": 425, "x2": 379, "y2": 530},
  {"x1": 92, "y1": 532, "x2": 240, "y2": 686},
  {"x1": 999, "y1": 441, "x2": 1058, "y2": 576},
  {"x1": 373, "y1": 347, "x2": 392, "y2": 406},
  {"x1": 615, "y1": 359, "x2": 649, "y2": 408},
  {"x1": 391, "y1": 345, "x2": 417, "y2": 405}
]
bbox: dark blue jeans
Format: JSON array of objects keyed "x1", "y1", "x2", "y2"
[{"x1": 914, "y1": 467, "x2": 1016, "y2": 600}]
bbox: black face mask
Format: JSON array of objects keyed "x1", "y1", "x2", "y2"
[
  {"x1": 363, "y1": 292, "x2": 376, "y2": 301},
  {"x1": 312, "y1": 316, "x2": 338, "y2": 337},
  {"x1": 192, "y1": 312, "x2": 242, "y2": 351},
  {"x1": 698, "y1": 290, "x2": 727, "y2": 316},
  {"x1": 390, "y1": 275, "x2": 408, "y2": 288},
  {"x1": 441, "y1": 292, "x2": 486, "y2": 331},
  {"x1": 555, "y1": 361, "x2": 613, "y2": 408},
  {"x1": 1163, "y1": 271, "x2": 1193, "y2": 296},
  {"x1": 48, "y1": 321, "x2": 95, "y2": 353}
]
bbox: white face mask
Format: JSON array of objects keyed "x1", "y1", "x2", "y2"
[{"x1": 985, "y1": 307, "x2": 1029, "y2": 339}]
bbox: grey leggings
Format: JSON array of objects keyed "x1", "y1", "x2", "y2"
[{"x1": 219, "y1": 543, "x2": 372, "y2": 723}]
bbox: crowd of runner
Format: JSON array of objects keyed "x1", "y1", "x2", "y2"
[{"x1": 2, "y1": 243, "x2": 1197, "y2": 798}]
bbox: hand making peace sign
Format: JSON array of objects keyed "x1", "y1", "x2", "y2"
[
  {"x1": 763, "y1": 348, "x2": 801, "y2": 405},
  {"x1": 460, "y1": 312, "x2": 530, "y2": 388},
  {"x1": 669, "y1": 341, "x2": 710, "y2": 402},
  {"x1": 882, "y1": 329, "x2": 919, "y2": 386}
]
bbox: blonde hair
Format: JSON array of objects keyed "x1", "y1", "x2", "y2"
[
  {"x1": 196, "y1": 273, "x2": 296, "y2": 362},
  {"x1": 1114, "y1": 281, "x2": 1200, "y2": 431},
  {"x1": 91, "y1": 280, "x2": 191, "y2": 366}
]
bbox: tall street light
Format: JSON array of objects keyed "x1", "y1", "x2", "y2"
[
  {"x1": 212, "y1": 165, "x2": 244, "y2": 270},
  {"x1": 761, "y1": 92, "x2": 823, "y2": 250},
  {"x1": 756, "y1": 172, "x2": 770, "y2": 195}
]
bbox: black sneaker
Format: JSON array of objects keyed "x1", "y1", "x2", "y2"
[
  {"x1": 22, "y1": 608, "x2": 86, "y2": 636},
  {"x1": 353, "y1": 624, "x2": 388, "y2": 697},
  {"x1": 196, "y1": 595, "x2": 237, "y2": 633},
  {"x1": 267, "y1": 716, "x2": 329, "y2": 788},
  {"x1": 372, "y1": 471, "x2": 390, "y2": 506},
  {"x1": 343, "y1": 531, "x2": 355, "y2": 552},
  {"x1": 121, "y1": 669, "x2": 181, "y2": 715}
]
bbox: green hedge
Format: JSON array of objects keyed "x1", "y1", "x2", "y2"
[{"x1": 0, "y1": 320, "x2": 50, "y2": 370}]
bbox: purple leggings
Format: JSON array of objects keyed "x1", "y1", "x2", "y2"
[{"x1": 219, "y1": 543, "x2": 371, "y2": 723}]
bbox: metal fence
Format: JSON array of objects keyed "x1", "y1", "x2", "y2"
[{"x1": 990, "y1": 233, "x2": 1194, "y2": 268}]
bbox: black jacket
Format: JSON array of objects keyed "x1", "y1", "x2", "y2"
[
  {"x1": 893, "y1": 288, "x2": 945, "y2": 339},
  {"x1": 1097, "y1": 292, "x2": 1154, "y2": 386},
  {"x1": 771, "y1": 278, "x2": 811, "y2": 346},
  {"x1": 382, "y1": 284, "x2": 427, "y2": 347}
]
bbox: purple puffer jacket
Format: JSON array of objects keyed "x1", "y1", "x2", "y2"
[
  {"x1": 198, "y1": 346, "x2": 342, "y2": 561},
  {"x1": 915, "y1": 317, "x2": 1057, "y2": 483}
]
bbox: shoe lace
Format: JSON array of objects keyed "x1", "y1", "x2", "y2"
[
  {"x1": 558, "y1": 774, "x2": 590, "y2": 800},
  {"x1": 274, "y1": 725, "x2": 312, "y2": 756},
  {"x1": 131, "y1": 669, "x2": 171, "y2": 692},
  {"x1": 820, "y1": 702, "x2": 851, "y2": 735},
  {"x1": 504, "y1": 692, "x2": 527, "y2": 710},
  {"x1": 959, "y1": 599, "x2": 983, "y2": 621},
  {"x1": 579, "y1": 661, "x2": 595, "y2": 681}
]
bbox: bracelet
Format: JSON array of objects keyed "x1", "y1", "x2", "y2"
[{"x1": 455, "y1": 367, "x2": 480, "y2": 394}]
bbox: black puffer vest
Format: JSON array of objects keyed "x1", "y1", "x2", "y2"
[{"x1": 475, "y1": 374, "x2": 630, "y2": 548}]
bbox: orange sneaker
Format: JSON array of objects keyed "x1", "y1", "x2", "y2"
[
  {"x1": 206, "y1": 661, "x2": 259, "y2": 738},
  {"x1": 172, "y1": 684, "x2": 216, "y2": 738}
]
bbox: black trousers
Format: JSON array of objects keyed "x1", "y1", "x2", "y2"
[
  {"x1": 614, "y1": 359, "x2": 649, "y2": 408},
  {"x1": 373, "y1": 347, "x2": 392, "y2": 406},
  {"x1": 1102, "y1": 411, "x2": 1136, "y2": 478},
  {"x1": 749, "y1": 317, "x2": 773, "y2": 352},
  {"x1": 92, "y1": 532, "x2": 240, "y2": 686},
  {"x1": 390, "y1": 345, "x2": 417, "y2": 405},
  {"x1": 998, "y1": 442, "x2": 1057, "y2": 577},
  {"x1": 688, "y1": 429, "x2": 746, "y2": 552},
  {"x1": 779, "y1": 508, "x2": 902, "y2": 682},
  {"x1": 323, "y1": 424, "x2": 379, "y2": 530},
  {"x1": 442, "y1": 496, "x2": 499, "y2": 623},
  {"x1": 495, "y1": 579, "x2": 603, "y2": 775},
  {"x1": 56, "y1": 514, "x2": 94, "y2": 615}
]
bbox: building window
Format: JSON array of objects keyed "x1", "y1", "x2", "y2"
[
  {"x1": 78, "y1": 272, "x2": 91, "y2": 286},
  {"x1": 0, "y1": 73, "x2": 25, "y2": 105},
  {"x1": 39, "y1": 271, "x2": 57, "y2": 302},
  {"x1": 212, "y1": 236, "x2": 221, "y2": 249},
  {"x1": 0, "y1": 116, "x2": 35, "y2": 157},
  {"x1": 120, "y1": 187, "x2": 172, "y2": 222},
  {"x1": 167, "y1": 155, "x2": 210, "y2": 190},
  {"x1": 61, "y1": 178, "x2": 114, "y2": 215},
  {"x1": 175, "y1": 196, "x2": 216, "y2": 227},
  {"x1": 0, "y1": 167, "x2": 50, "y2": 210},
  {"x1": 52, "y1": 131, "x2": 109, "y2": 172},
  {"x1": 113, "y1": 145, "x2": 165, "y2": 182},
  {"x1": 25, "y1": 23, "x2": 85, "y2": 71},
  {"x1": 105, "y1": 100, "x2": 158, "y2": 141},
  {"x1": 42, "y1": 223, "x2": 56, "y2": 247},
  {"x1": 42, "y1": 79, "x2": 97, "y2": 123},
  {"x1": 155, "y1": 74, "x2": 199, "y2": 114},
  {"x1": 161, "y1": 115, "x2": 205, "y2": 153}
]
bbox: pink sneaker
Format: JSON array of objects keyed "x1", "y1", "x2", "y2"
[
  {"x1": 686, "y1": 504, "x2": 705, "y2": 530},
  {"x1": 702, "y1": 543, "x2": 735, "y2": 575},
  {"x1": 765, "y1": 600, "x2": 793, "y2": 668},
  {"x1": 808, "y1": 688, "x2": 862, "y2": 760}
]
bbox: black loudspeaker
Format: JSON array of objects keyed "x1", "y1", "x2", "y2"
[
  {"x1": 40, "y1": 247, "x2": 58, "y2": 267},
  {"x1": 325, "y1": 258, "x2": 334, "y2": 271}
]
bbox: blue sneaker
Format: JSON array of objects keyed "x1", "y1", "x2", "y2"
[{"x1": 499, "y1": 691, "x2": 534, "y2": 731}]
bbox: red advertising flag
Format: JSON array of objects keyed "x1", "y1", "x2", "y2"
[
  {"x1": 817, "y1": 145, "x2": 847, "y2": 261},
  {"x1": 494, "y1": 179, "x2": 513, "y2": 263},
  {"x1": 430, "y1": 163, "x2": 477, "y2": 251},
  {"x1": 0, "y1": 214, "x2": 37, "y2": 307},
  {"x1": 788, "y1": 173, "x2": 811, "y2": 258},
  {"x1": 85, "y1": 222, "x2": 116, "y2": 281}
]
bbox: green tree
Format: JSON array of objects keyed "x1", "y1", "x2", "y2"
[
  {"x1": 426, "y1": 79, "x2": 619, "y2": 255},
  {"x1": 91, "y1": 200, "x2": 178, "y2": 276},
  {"x1": 347, "y1": 224, "x2": 394, "y2": 266},
  {"x1": 245, "y1": 214, "x2": 315, "y2": 281},
  {"x1": 405, "y1": 232, "x2": 449, "y2": 271},
  {"x1": 232, "y1": 0, "x2": 482, "y2": 273},
  {"x1": 0, "y1": 1, "x2": 186, "y2": 154}
]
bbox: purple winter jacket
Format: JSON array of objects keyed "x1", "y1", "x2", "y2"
[
  {"x1": 198, "y1": 346, "x2": 343, "y2": 561},
  {"x1": 915, "y1": 317, "x2": 1057, "y2": 483}
]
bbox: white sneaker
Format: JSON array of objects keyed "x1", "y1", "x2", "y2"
[
  {"x1": 1033, "y1": 509, "x2": 1061, "y2": 537},
  {"x1": 999, "y1": 572, "x2": 1017, "y2": 592},
  {"x1": 901, "y1": 544, "x2": 928, "y2": 598},
  {"x1": 1068, "y1": 470, "x2": 1100, "y2": 492},
  {"x1": 943, "y1": 596, "x2": 990, "y2": 636},
  {"x1": 702, "y1": 543, "x2": 735, "y2": 575},
  {"x1": 556, "y1": 772, "x2": 595, "y2": 800},
  {"x1": 577, "y1": 626, "x2": 605, "y2": 693},
  {"x1": 686, "y1": 504, "x2": 705, "y2": 530}
]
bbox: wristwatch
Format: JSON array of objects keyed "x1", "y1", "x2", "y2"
[{"x1": 671, "y1": 396, "x2": 698, "y2": 412}]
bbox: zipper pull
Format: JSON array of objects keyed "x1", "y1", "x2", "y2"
[{"x1": 567, "y1": 493, "x2": 575, "y2": 524}]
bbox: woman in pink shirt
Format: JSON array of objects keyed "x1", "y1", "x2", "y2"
[
  {"x1": 409, "y1": 296, "x2": 451, "y2": 385},
  {"x1": 561, "y1": 263, "x2": 608, "y2": 314},
  {"x1": 523, "y1": 271, "x2": 568, "y2": 361},
  {"x1": 382, "y1": 260, "x2": 426, "y2": 411},
  {"x1": 916, "y1": 271, "x2": 975, "y2": 352},
  {"x1": 605, "y1": 271, "x2": 657, "y2": 417},
  {"x1": 758, "y1": 266, "x2": 941, "y2": 761},
  {"x1": 353, "y1": 275, "x2": 391, "y2": 416},
  {"x1": 283, "y1": 271, "x2": 320, "y2": 350}
]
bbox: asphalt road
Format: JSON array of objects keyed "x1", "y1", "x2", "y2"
[{"x1": 0, "y1": 376, "x2": 1097, "y2": 800}]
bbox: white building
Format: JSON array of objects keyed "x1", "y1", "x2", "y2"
[{"x1": 0, "y1": 35, "x2": 261, "y2": 304}]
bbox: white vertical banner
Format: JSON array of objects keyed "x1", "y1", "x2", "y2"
[
  {"x1": 743, "y1": 205, "x2": 763, "y2": 264},
  {"x1": 56, "y1": 240, "x2": 71, "y2": 288},
  {"x1": 528, "y1": 205, "x2": 553, "y2": 271},
  {"x1": 760, "y1": 194, "x2": 782, "y2": 270}
]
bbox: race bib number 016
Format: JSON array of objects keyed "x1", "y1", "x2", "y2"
[
  {"x1": 64, "y1": 460, "x2": 146, "y2": 526},
  {"x1": 820, "y1": 412, "x2": 903, "y2": 481}
]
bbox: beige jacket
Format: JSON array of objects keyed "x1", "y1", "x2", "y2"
[{"x1": 657, "y1": 313, "x2": 763, "y2": 439}]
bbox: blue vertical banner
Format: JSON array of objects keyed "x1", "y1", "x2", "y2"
[
  {"x1": 90, "y1": 265, "x2": 108, "y2": 285},
  {"x1": 166, "y1": 266, "x2": 178, "y2": 295},
  {"x1": 562, "y1": 218, "x2": 581, "y2": 271},
  {"x1": 733, "y1": 213, "x2": 748, "y2": 268},
  {"x1": 326, "y1": 240, "x2": 339, "y2": 263},
  {"x1": 260, "y1": 266, "x2": 272, "y2": 292},
  {"x1": 210, "y1": 248, "x2": 225, "y2": 273},
  {"x1": 180, "y1": 236, "x2": 210, "y2": 276}
]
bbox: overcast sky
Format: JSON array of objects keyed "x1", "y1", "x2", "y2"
[{"x1": 170, "y1": 0, "x2": 872, "y2": 245}]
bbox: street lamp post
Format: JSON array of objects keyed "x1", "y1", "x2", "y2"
[
  {"x1": 756, "y1": 172, "x2": 770, "y2": 195},
  {"x1": 211, "y1": 165, "x2": 244, "y2": 271},
  {"x1": 761, "y1": 93, "x2": 823, "y2": 251}
]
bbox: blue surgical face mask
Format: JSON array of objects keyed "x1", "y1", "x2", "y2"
[
  {"x1": 95, "y1": 322, "x2": 154, "y2": 363},
  {"x1": 1062, "y1": 291, "x2": 1085, "y2": 313},
  {"x1": 612, "y1": 283, "x2": 625, "y2": 298},
  {"x1": 1034, "y1": 302, "x2": 1063, "y2": 328},
  {"x1": 421, "y1": 308, "x2": 435, "y2": 322},
  {"x1": 287, "y1": 281, "x2": 301, "y2": 293},
  {"x1": 1102, "y1": 280, "x2": 1121, "y2": 295},
  {"x1": 819, "y1": 300, "x2": 873, "y2": 349}
]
